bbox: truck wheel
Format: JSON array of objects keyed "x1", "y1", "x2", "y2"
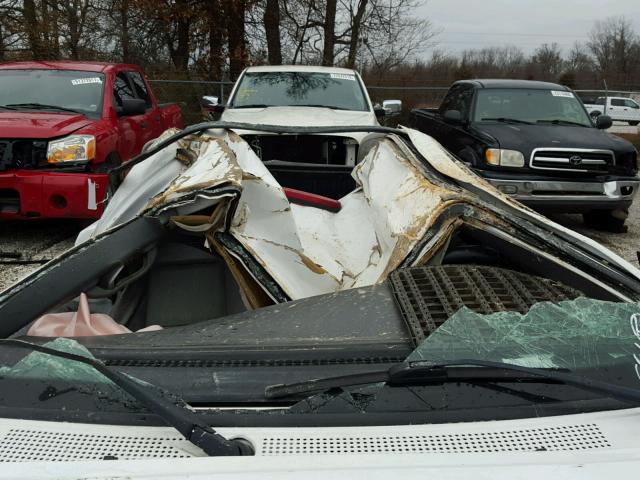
[
  {"x1": 629, "y1": 121, "x2": 639, "y2": 126},
  {"x1": 583, "y1": 209, "x2": 628, "y2": 233}
]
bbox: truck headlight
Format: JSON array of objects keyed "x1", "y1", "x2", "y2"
[
  {"x1": 485, "y1": 148, "x2": 525, "y2": 167},
  {"x1": 47, "y1": 135, "x2": 96, "y2": 164}
]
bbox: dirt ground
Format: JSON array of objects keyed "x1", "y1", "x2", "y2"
[{"x1": 1, "y1": 202, "x2": 638, "y2": 293}]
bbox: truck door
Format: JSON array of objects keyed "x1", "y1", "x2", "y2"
[
  {"x1": 609, "y1": 98, "x2": 627, "y2": 121},
  {"x1": 437, "y1": 84, "x2": 476, "y2": 164},
  {"x1": 113, "y1": 71, "x2": 156, "y2": 160},
  {"x1": 127, "y1": 71, "x2": 164, "y2": 139},
  {"x1": 623, "y1": 98, "x2": 640, "y2": 123}
]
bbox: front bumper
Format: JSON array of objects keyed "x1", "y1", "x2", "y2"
[
  {"x1": 484, "y1": 175, "x2": 639, "y2": 212},
  {"x1": 0, "y1": 170, "x2": 109, "y2": 219}
]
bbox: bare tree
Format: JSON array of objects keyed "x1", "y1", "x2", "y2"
[{"x1": 263, "y1": 0, "x2": 281, "y2": 64}]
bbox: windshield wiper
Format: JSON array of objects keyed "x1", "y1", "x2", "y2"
[
  {"x1": 537, "y1": 119, "x2": 589, "y2": 127},
  {"x1": 231, "y1": 104, "x2": 270, "y2": 109},
  {"x1": 0, "y1": 105, "x2": 18, "y2": 111},
  {"x1": 0, "y1": 339, "x2": 253, "y2": 457},
  {"x1": 265, "y1": 358, "x2": 640, "y2": 404},
  {"x1": 481, "y1": 117, "x2": 534, "y2": 125},
  {"x1": 5, "y1": 103, "x2": 83, "y2": 114},
  {"x1": 295, "y1": 104, "x2": 352, "y2": 111}
]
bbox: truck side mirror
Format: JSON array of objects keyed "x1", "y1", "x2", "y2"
[
  {"x1": 382, "y1": 99, "x2": 402, "y2": 116},
  {"x1": 120, "y1": 98, "x2": 147, "y2": 116},
  {"x1": 595, "y1": 115, "x2": 612, "y2": 130},
  {"x1": 443, "y1": 109, "x2": 464, "y2": 125},
  {"x1": 201, "y1": 95, "x2": 225, "y2": 114}
]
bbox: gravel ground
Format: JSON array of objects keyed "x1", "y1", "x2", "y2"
[
  {"x1": 0, "y1": 221, "x2": 80, "y2": 291},
  {"x1": 1, "y1": 202, "x2": 638, "y2": 293}
]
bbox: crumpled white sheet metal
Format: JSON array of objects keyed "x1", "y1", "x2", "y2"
[{"x1": 75, "y1": 128, "x2": 469, "y2": 300}]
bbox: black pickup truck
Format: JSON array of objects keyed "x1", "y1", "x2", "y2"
[{"x1": 410, "y1": 79, "x2": 639, "y2": 231}]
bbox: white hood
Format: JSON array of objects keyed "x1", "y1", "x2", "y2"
[{"x1": 221, "y1": 106, "x2": 378, "y2": 128}]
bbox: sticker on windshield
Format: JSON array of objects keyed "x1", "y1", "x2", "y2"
[
  {"x1": 71, "y1": 77, "x2": 102, "y2": 86},
  {"x1": 551, "y1": 90, "x2": 574, "y2": 98},
  {"x1": 330, "y1": 73, "x2": 356, "y2": 81}
]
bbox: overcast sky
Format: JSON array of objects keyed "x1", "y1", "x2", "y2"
[{"x1": 420, "y1": 0, "x2": 640, "y2": 55}]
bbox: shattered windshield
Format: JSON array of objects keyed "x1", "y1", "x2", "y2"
[
  {"x1": 230, "y1": 71, "x2": 369, "y2": 111},
  {"x1": 286, "y1": 298, "x2": 640, "y2": 414}
]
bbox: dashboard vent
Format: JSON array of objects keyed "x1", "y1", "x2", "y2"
[
  {"x1": 261, "y1": 423, "x2": 610, "y2": 455},
  {"x1": 390, "y1": 265, "x2": 581, "y2": 345}
]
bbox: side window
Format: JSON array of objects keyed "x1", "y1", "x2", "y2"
[
  {"x1": 440, "y1": 85, "x2": 473, "y2": 118},
  {"x1": 128, "y1": 71, "x2": 152, "y2": 107},
  {"x1": 624, "y1": 99, "x2": 639, "y2": 109},
  {"x1": 113, "y1": 72, "x2": 135, "y2": 109},
  {"x1": 596, "y1": 98, "x2": 605, "y2": 105},
  {"x1": 611, "y1": 98, "x2": 625, "y2": 107}
]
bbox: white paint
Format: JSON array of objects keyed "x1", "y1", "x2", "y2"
[
  {"x1": 2, "y1": 408, "x2": 640, "y2": 478},
  {"x1": 86, "y1": 178, "x2": 97, "y2": 211}
]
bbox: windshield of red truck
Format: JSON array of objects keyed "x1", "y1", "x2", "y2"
[
  {"x1": 0, "y1": 69, "x2": 104, "y2": 115},
  {"x1": 474, "y1": 88, "x2": 592, "y2": 126},
  {"x1": 230, "y1": 71, "x2": 369, "y2": 111}
]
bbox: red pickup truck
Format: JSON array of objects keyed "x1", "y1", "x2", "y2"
[{"x1": 0, "y1": 61, "x2": 183, "y2": 219}]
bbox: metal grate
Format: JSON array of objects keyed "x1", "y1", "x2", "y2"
[
  {"x1": 261, "y1": 423, "x2": 610, "y2": 455},
  {"x1": 0, "y1": 429, "x2": 196, "y2": 462},
  {"x1": 390, "y1": 265, "x2": 582, "y2": 345}
]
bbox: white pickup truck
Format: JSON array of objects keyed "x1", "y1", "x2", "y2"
[
  {"x1": 584, "y1": 96, "x2": 640, "y2": 126},
  {"x1": 201, "y1": 65, "x2": 393, "y2": 168}
]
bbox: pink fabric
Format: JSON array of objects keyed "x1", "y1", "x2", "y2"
[{"x1": 27, "y1": 293, "x2": 162, "y2": 337}]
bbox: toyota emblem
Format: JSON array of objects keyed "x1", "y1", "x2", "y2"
[{"x1": 569, "y1": 155, "x2": 583, "y2": 165}]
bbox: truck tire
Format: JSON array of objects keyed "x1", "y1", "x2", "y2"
[
  {"x1": 583, "y1": 208, "x2": 628, "y2": 233},
  {"x1": 630, "y1": 121, "x2": 639, "y2": 126}
]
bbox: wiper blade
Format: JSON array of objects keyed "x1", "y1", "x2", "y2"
[
  {"x1": 231, "y1": 104, "x2": 270, "y2": 109},
  {"x1": 0, "y1": 105, "x2": 18, "y2": 111},
  {"x1": 265, "y1": 358, "x2": 640, "y2": 404},
  {"x1": 295, "y1": 104, "x2": 352, "y2": 111},
  {"x1": 5, "y1": 103, "x2": 83, "y2": 114},
  {"x1": 537, "y1": 119, "x2": 589, "y2": 127},
  {"x1": 0, "y1": 339, "x2": 253, "y2": 457},
  {"x1": 481, "y1": 117, "x2": 534, "y2": 125}
]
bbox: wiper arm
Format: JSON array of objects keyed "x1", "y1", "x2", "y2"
[
  {"x1": 265, "y1": 358, "x2": 640, "y2": 404},
  {"x1": 0, "y1": 105, "x2": 18, "y2": 111},
  {"x1": 537, "y1": 119, "x2": 588, "y2": 127},
  {"x1": 481, "y1": 117, "x2": 534, "y2": 125},
  {"x1": 0, "y1": 339, "x2": 253, "y2": 457},
  {"x1": 5, "y1": 103, "x2": 83, "y2": 114}
]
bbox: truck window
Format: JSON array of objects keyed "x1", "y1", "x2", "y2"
[
  {"x1": 595, "y1": 97, "x2": 605, "y2": 105},
  {"x1": 230, "y1": 71, "x2": 369, "y2": 111},
  {"x1": 611, "y1": 99, "x2": 625, "y2": 107},
  {"x1": 439, "y1": 85, "x2": 473, "y2": 118},
  {"x1": 474, "y1": 88, "x2": 591, "y2": 126},
  {"x1": 624, "y1": 99, "x2": 639, "y2": 109},
  {"x1": 113, "y1": 72, "x2": 136, "y2": 109},
  {"x1": 127, "y1": 71, "x2": 152, "y2": 108}
]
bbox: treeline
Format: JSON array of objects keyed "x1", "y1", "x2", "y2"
[
  {"x1": 0, "y1": 1, "x2": 638, "y2": 91},
  {"x1": 0, "y1": 0, "x2": 434, "y2": 79},
  {"x1": 365, "y1": 16, "x2": 640, "y2": 91}
]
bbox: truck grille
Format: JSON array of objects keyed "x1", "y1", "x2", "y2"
[
  {"x1": 0, "y1": 139, "x2": 48, "y2": 171},
  {"x1": 530, "y1": 148, "x2": 614, "y2": 173},
  {"x1": 389, "y1": 265, "x2": 582, "y2": 346}
]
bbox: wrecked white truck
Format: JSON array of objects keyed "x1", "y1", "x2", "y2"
[{"x1": 0, "y1": 122, "x2": 640, "y2": 478}]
